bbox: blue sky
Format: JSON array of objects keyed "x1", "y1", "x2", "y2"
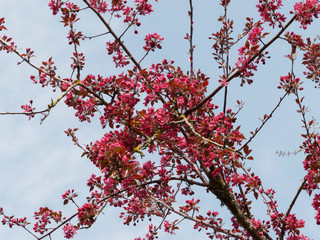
[{"x1": 0, "y1": 0, "x2": 319, "y2": 239}]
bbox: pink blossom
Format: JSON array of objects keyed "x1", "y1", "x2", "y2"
[
  {"x1": 65, "y1": 2, "x2": 80, "y2": 12},
  {"x1": 0, "y1": 17, "x2": 6, "y2": 31},
  {"x1": 63, "y1": 224, "x2": 77, "y2": 239},
  {"x1": 78, "y1": 203, "x2": 98, "y2": 226},
  {"x1": 89, "y1": 0, "x2": 108, "y2": 13},
  {"x1": 33, "y1": 207, "x2": 64, "y2": 234},
  {"x1": 143, "y1": 33, "x2": 164, "y2": 52},
  {"x1": 278, "y1": 73, "x2": 303, "y2": 92},
  {"x1": 48, "y1": 0, "x2": 63, "y2": 15},
  {"x1": 218, "y1": 78, "x2": 229, "y2": 86},
  {"x1": 135, "y1": 0, "x2": 153, "y2": 15},
  {"x1": 21, "y1": 100, "x2": 35, "y2": 120},
  {"x1": 285, "y1": 31, "x2": 305, "y2": 48},
  {"x1": 163, "y1": 220, "x2": 175, "y2": 234},
  {"x1": 312, "y1": 194, "x2": 320, "y2": 210},
  {"x1": 1, "y1": 216, "x2": 28, "y2": 228},
  {"x1": 294, "y1": 0, "x2": 320, "y2": 29},
  {"x1": 315, "y1": 210, "x2": 320, "y2": 225},
  {"x1": 248, "y1": 27, "x2": 263, "y2": 45},
  {"x1": 106, "y1": 41, "x2": 129, "y2": 67},
  {"x1": 256, "y1": 0, "x2": 286, "y2": 28}
]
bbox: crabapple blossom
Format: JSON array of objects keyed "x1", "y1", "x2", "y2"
[
  {"x1": 248, "y1": 27, "x2": 263, "y2": 45},
  {"x1": 1, "y1": 0, "x2": 320, "y2": 240},
  {"x1": 293, "y1": 0, "x2": 320, "y2": 29},
  {"x1": 256, "y1": 0, "x2": 286, "y2": 28},
  {"x1": 63, "y1": 224, "x2": 78, "y2": 239},
  {"x1": 143, "y1": 33, "x2": 164, "y2": 52}
]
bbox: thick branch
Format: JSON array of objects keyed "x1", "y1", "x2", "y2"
[{"x1": 207, "y1": 174, "x2": 269, "y2": 240}]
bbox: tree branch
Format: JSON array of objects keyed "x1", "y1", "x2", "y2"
[
  {"x1": 82, "y1": 0, "x2": 141, "y2": 71},
  {"x1": 149, "y1": 196, "x2": 245, "y2": 239},
  {"x1": 180, "y1": 114, "x2": 238, "y2": 153},
  {"x1": 207, "y1": 173, "x2": 270, "y2": 240},
  {"x1": 184, "y1": 14, "x2": 297, "y2": 116},
  {"x1": 237, "y1": 90, "x2": 290, "y2": 152},
  {"x1": 279, "y1": 179, "x2": 306, "y2": 240},
  {"x1": 188, "y1": 0, "x2": 194, "y2": 80},
  {"x1": 0, "y1": 38, "x2": 67, "y2": 85}
]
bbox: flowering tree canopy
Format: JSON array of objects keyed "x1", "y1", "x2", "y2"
[{"x1": 1, "y1": 0, "x2": 320, "y2": 239}]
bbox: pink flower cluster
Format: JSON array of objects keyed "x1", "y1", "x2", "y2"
[
  {"x1": 285, "y1": 214, "x2": 305, "y2": 232},
  {"x1": 256, "y1": 0, "x2": 286, "y2": 28},
  {"x1": 1, "y1": 216, "x2": 28, "y2": 228},
  {"x1": 235, "y1": 45, "x2": 258, "y2": 85},
  {"x1": 278, "y1": 73, "x2": 303, "y2": 93},
  {"x1": 63, "y1": 224, "x2": 78, "y2": 239},
  {"x1": 248, "y1": 27, "x2": 263, "y2": 45},
  {"x1": 89, "y1": 0, "x2": 108, "y2": 13},
  {"x1": 143, "y1": 33, "x2": 164, "y2": 52},
  {"x1": 67, "y1": 30, "x2": 84, "y2": 46},
  {"x1": 64, "y1": 81, "x2": 98, "y2": 123},
  {"x1": 78, "y1": 203, "x2": 99, "y2": 226},
  {"x1": 34, "y1": 207, "x2": 64, "y2": 234},
  {"x1": 21, "y1": 48, "x2": 35, "y2": 61},
  {"x1": 0, "y1": 17, "x2": 6, "y2": 31},
  {"x1": 301, "y1": 134, "x2": 320, "y2": 194},
  {"x1": 285, "y1": 31, "x2": 306, "y2": 48},
  {"x1": 134, "y1": 224, "x2": 158, "y2": 240},
  {"x1": 21, "y1": 100, "x2": 35, "y2": 120},
  {"x1": 235, "y1": 22, "x2": 270, "y2": 86},
  {"x1": 62, "y1": 189, "x2": 79, "y2": 205},
  {"x1": 30, "y1": 57, "x2": 58, "y2": 89},
  {"x1": 135, "y1": 0, "x2": 154, "y2": 15},
  {"x1": 0, "y1": 35, "x2": 16, "y2": 53},
  {"x1": 302, "y1": 38, "x2": 320, "y2": 86},
  {"x1": 312, "y1": 194, "x2": 320, "y2": 225},
  {"x1": 106, "y1": 41, "x2": 130, "y2": 67},
  {"x1": 48, "y1": 0, "x2": 63, "y2": 15},
  {"x1": 70, "y1": 52, "x2": 85, "y2": 70},
  {"x1": 87, "y1": 129, "x2": 138, "y2": 177},
  {"x1": 163, "y1": 220, "x2": 176, "y2": 234},
  {"x1": 0, "y1": 208, "x2": 29, "y2": 229},
  {"x1": 294, "y1": 0, "x2": 320, "y2": 29}
]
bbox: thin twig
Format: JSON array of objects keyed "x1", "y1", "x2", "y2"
[
  {"x1": 279, "y1": 88, "x2": 311, "y2": 239},
  {"x1": 82, "y1": 0, "x2": 141, "y2": 71},
  {"x1": 188, "y1": 0, "x2": 194, "y2": 80},
  {"x1": 82, "y1": 0, "x2": 168, "y2": 106},
  {"x1": 223, "y1": 1, "x2": 230, "y2": 115},
  {"x1": 279, "y1": 179, "x2": 306, "y2": 240},
  {"x1": 0, "y1": 82, "x2": 78, "y2": 121},
  {"x1": 184, "y1": 15, "x2": 297, "y2": 116},
  {"x1": 170, "y1": 145, "x2": 209, "y2": 185},
  {"x1": 180, "y1": 114, "x2": 238, "y2": 153},
  {"x1": 0, "y1": 38, "x2": 68, "y2": 85},
  {"x1": 150, "y1": 196, "x2": 245, "y2": 239},
  {"x1": 237, "y1": 90, "x2": 290, "y2": 152},
  {"x1": 84, "y1": 31, "x2": 110, "y2": 39}
]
